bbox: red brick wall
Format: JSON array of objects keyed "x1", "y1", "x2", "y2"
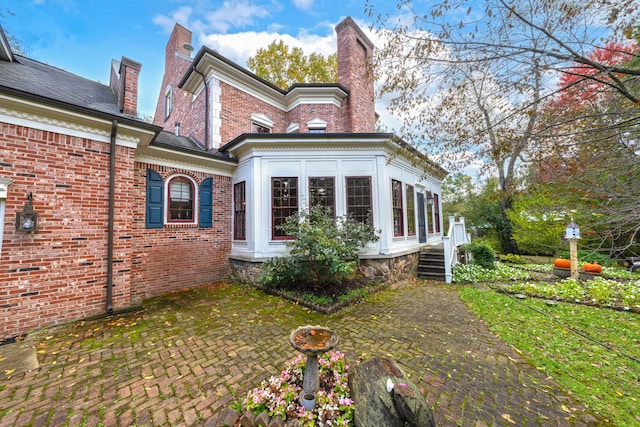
[
  {"x1": 0, "y1": 122, "x2": 135, "y2": 338},
  {"x1": 130, "y1": 163, "x2": 232, "y2": 303},
  {"x1": 220, "y1": 83, "x2": 287, "y2": 141},
  {"x1": 287, "y1": 103, "x2": 345, "y2": 133}
]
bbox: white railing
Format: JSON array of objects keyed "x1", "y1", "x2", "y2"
[{"x1": 443, "y1": 216, "x2": 471, "y2": 283}]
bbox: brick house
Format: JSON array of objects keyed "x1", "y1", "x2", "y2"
[{"x1": 0, "y1": 17, "x2": 446, "y2": 339}]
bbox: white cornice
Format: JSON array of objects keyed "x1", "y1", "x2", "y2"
[
  {"x1": 181, "y1": 52, "x2": 347, "y2": 112},
  {"x1": 0, "y1": 94, "x2": 155, "y2": 148},
  {"x1": 285, "y1": 87, "x2": 347, "y2": 110}
]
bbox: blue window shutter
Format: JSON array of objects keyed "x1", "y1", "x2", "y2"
[
  {"x1": 200, "y1": 177, "x2": 213, "y2": 228},
  {"x1": 146, "y1": 169, "x2": 164, "y2": 228}
]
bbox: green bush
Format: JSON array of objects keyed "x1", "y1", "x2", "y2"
[
  {"x1": 463, "y1": 241, "x2": 497, "y2": 270},
  {"x1": 260, "y1": 206, "x2": 379, "y2": 288},
  {"x1": 259, "y1": 257, "x2": 301, "y2": 288},
  {"x1": 501, "y1": 253, "x2": 525, "y2": 264}
]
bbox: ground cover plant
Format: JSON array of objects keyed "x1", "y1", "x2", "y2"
[
  {"x1": 243, "y1": 350, "x2": 354, "y2": 426},
  {"x1": 456, "y1": 286, "x2": 640, "y2": 426}
]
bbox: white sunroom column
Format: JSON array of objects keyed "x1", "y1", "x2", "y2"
[{"x1": 374, "y1": 156, "x2": 390, "y2": 255}]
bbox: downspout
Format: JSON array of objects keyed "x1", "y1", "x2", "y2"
[
  {"x1": 106, "y1": 119, "x2": 118, "y2": 313},
  {"x1": 193, "y1": 68, "x2": 209, "y2": 149}
]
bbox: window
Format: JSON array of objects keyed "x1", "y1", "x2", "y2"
[
  {"x1": 164, "y1": 85, "x2": 173, "y2": 121},
  {"x1": 272, "y1": 177, "x2": 298, "y2": 239},
  {"x1": 168, "y1": 176, "x2": 194, "y2": 222},
  {"x1": 234, "y1": 181, "x2": 246, "y2": 240},
  {"x1": 252, "y1": 122, "x2": 271, "y2": 133},
  {"x1": 307, "y1": 118, "x2": 327, "y2": 133},
  {"x1": 406, "y1": 184, "x2": 416, "y2": 235},
  {"x1": 346, "y1": 176, "x2": 372, "y2": 224},
  {"x1": 309, "y1": 177, "x2": 335, "y2": 216},
  {"x1": 391, "y1": 179, "x2": 403, "y2": 236},
  {"x1": 251, "y1": 113, "x2": 273, "y2": 133},
  {"x1": 146, "y1": 171, "x2": 212, "y2": 228}
]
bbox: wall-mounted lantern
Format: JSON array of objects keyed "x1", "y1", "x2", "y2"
[
  {"x1": 15, "y1": 192, "x2": 38, "y2": 233},
  {"x1": 426, "y1": 193, "x2": 434, "y2": 206}
]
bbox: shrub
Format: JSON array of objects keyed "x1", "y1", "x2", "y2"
[
  {"x1": 260, "y1": 206, "x2": 379, "y2": 288},
  {"x1": 463, "y1": 241, "x2": 497, "y2": 270},
  {"x1": 501, "y1": 253, "x2": 525, "y2": 264}
]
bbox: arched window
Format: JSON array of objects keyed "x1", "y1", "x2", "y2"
[{"x1": 167, "y1": 176, "x2": 194, "y2": 222}]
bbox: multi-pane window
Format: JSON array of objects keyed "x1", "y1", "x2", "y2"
[
  {"x1": 168, "y1": 176, "x2": 193, "y2": 222},
  {"x1": 346, "y1": 177, "x2": 372, "y2": 224},
  {"x1": 406, "y1": 184, "x2": 416, "y2": 235},
  {"x1": 234, "y1": 181, "x2": 246, "y2": 240},
  {"x1": 309, "y1": 177, "x2": 335, "y2": 216},
  {"x1": 272, "y1": 177, "x2": 298, "y2": 239},
  {"x1": 391, "y1": 179, "x2": 403, "y2": 236}
]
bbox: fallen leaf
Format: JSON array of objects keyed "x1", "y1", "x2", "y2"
[
  {"x1": 501, "y1": 413, "x2": 516, "y2": 424},
  {"x1": 5, "y1": 369, "x2": 15, "y2": 375},
  {"x1": 561, "y1": 405, "x2": 570, "y2": 413}
]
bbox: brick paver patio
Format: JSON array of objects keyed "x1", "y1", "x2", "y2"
[{"x1": 0, "y1": 280, "x2": 602, "y2": 426}]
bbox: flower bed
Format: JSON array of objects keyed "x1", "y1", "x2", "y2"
[{"x1": 244, "y1": 350, "x2": 354, "y2": 426}]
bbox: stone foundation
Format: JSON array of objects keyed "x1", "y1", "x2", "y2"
[{"x1": 229, "y1": 252, "x2": 420, "y2": 285}]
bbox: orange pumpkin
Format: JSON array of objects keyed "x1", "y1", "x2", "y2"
[
  {"x1": 553, "y1": 258, "x2": 571, "y2": 268},
  {"x1": 583, "y1": 262, "x2": 602, "y2": 274}
]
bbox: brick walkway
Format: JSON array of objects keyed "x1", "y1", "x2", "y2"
[{"x1": 0, "y1": 281, "x2": 601, "y2": 426}]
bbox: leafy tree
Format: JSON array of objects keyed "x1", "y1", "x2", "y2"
[
  {"x1": 247, "y1": 40, "x2": 337, "y2": 90},
  {"x1": 259, "y1": 206, "x2": 379, "y2": 288},
  {"x1": 531, "y1": 42, "x2": 640, "y2": 258},
  {"x1": 442, "y1": 175, "x2": 511, "y2": 253},
  {"x1": 507, "y1": 190, "x2": 566, "y2": 256},
  {"x1": 366, "y1": 0, "x2": 640, "y2": 254},
  {"x1": 0, "y1": 7, "x2": 24, "y2": 55}
]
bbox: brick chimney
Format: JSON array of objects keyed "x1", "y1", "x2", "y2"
[
  {"x1": 110, "y1": 56, "x2": 141, "y2": 117},
  {"x1": 153, "y1": 24, "x2": 195, "y2": 130},
  {"x1": 335, "y1": 17, "x2": 376, "y2": 132}
]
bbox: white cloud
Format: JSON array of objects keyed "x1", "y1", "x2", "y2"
[
  {"x1": 292, "y1": 0, "x2": 314, "y2": 11},
  {"x1": 153, "y1": 1, "x2": 272, "y2": 35},
  {"x1": 199, "y1": 30, "x2": 336, "y2": 68},
  {"x1": 152, "y1": 6, "x2": 193, "y2": 33},
  {"x1": 202, "y1": 1, "x2": 270, "y2": 33}
]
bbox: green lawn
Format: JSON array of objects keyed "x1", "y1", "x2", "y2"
[{"x1": 456, "y1": 284, "x2": 640, "y2": 426}]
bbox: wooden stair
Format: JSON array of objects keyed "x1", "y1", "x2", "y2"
[{"x1": 418, "y1": 244, "x2": 446, "y2": 281}]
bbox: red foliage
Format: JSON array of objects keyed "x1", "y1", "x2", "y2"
[{"x1": 556, "y1": 41, "x2": 639, "y2": 106}]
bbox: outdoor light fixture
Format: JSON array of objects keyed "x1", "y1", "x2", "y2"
[
  {"x1": 426, "y1": 193, "x2": 435, "y2": 206},
  {"x1": 16, "y1": 192, "x2": 38, "y2": 233},
  {"x1": 565, "y1": 219, "x2": 580, "y2": 240}
]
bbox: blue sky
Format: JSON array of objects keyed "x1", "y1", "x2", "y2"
[{"x1": 2, "y1": 0, "x2": 390, "y2": 118}]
